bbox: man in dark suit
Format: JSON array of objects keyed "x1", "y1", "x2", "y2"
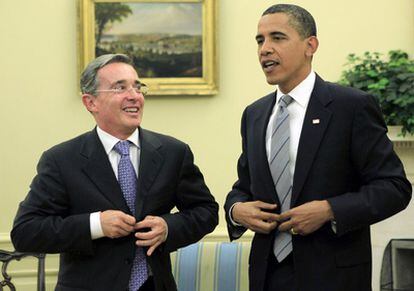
[
  {"x1": 11, "y1": 54, "x2": 218, "y2": 291},
  {"x1": 224, "y1": 4, "x2": 412, "y2": 291}
]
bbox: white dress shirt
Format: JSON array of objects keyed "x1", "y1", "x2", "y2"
[
  {"x1": 265, "y1": 71, "x2": 315, "y2": 179},
  {"x1": 89, "y1": 127, "x2": 140, "y2": 239}
]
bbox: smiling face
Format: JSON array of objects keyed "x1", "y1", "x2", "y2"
[
  {"x1": 82, "y1": 62, "x2": 145, "y2": 140},
  {"x1": 256, "y1": 12, "x2": 318, "y2": 93}
]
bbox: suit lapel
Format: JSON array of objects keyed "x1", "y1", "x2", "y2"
[
  {"x1": 291, "y1": 75, "x2": 332, "y2": 206},
  {"x1": 81, "y1": 129, "x2": 129, "y2": 212},
  {"x1": 252, "y1": 92, "x2": 280, "y2": 204},
  {"x1": 135, "y1": 128, "x2": 164, "y2": 219}
]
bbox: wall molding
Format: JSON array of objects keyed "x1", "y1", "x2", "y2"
[
  {"x1": 388, "y1": 126, "x2": 414, "y2": 148},
  {"x1": 7, "y1": 269, "x2": 58, "y2": 278},
  {"x1": 0, "y1": 229, "x2": 252, "y2": 246},
  {"x1": 392, "y1": 140, "x2": 414, "y2": 148},
  {"x1": 0, "y1": 233, "x2": 10, "y2": 244}
]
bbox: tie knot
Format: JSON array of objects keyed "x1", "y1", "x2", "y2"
[
  {"x1": 113, "y1": 140, "x2": 131, "y2": 156},
  {"x1": 279, "y1": 95, "x2": 293, "y2": 109}
]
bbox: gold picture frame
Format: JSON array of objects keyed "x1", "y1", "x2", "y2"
[{"x1": 78, "y1": 0, "x2": 217, "y2": 96}]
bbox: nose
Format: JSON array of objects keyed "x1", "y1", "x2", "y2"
[
  {"x1": 259, "y1": 39, "x2": 274, "y2": 56},
  {"x1": 126, "y1": 88, "x2": 144, "y2": 101}
]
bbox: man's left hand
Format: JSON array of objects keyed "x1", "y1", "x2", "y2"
[
  {"x1": 277, "y1": 200, "x2": 334, "y2": 235},
  {"x1": 135, "y1": 215, "x2": 168, "y2": 256}
]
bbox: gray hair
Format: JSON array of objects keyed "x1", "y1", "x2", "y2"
[
  {"x1": 262, "y1": 4, "x2": 317, "y2": 39},
  {"x1": 80, "y1": 54, "x2": 133, "y2": 95}
]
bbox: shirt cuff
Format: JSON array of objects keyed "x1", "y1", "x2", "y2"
[
  {"x1": 164, "y1": 224, "x2": 169, "y2": 241},
  {"x1": 229, "y1": 203, "x2": 243, "y2": 226},
  {"x1": 90, "y1": 212, "x2": 105, "y2": 240},
  {"x1": 331, "y1": 220, "x2": 337, "y2": 233}
]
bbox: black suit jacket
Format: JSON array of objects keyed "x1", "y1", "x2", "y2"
[
  {"x1": 12, "y1": 127, "x2": 218, "y2": 291},
  {"x1": 224, "y1": 75, "x2": 412, "y2": 291}
]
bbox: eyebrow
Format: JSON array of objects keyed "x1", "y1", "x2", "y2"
[
  {"x1": 111, "y1": 79, "x2": 141, "y2": 87},
  {"x1": 270, "y1": 31, "x2": 287, "y2": 37},
  {"x1": 255, "y1": 31, "x2": 288, "y2": 41}
]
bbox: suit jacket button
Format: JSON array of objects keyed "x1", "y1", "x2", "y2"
[{"x1": 125, "y1": 258, "x2": 131, "y2": 265}]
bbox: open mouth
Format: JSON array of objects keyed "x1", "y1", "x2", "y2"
[
  {"x1": 262, "y1": 60, "x2": 280, "y2": 71},
  {"x1": 123, "y1": 107, "x2": 139, "y2": 113}
]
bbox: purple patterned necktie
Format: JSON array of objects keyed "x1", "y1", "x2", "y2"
[{"x1": 114, "y1": 140, "x2": 148, "y2": 291}]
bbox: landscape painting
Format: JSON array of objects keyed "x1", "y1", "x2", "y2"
[
  {"x1": 79, "y1": 0, "x2": 217, "y2": 95},
  {"x1": 95, "y1": 2, "x2": 202, "y2": 78}
]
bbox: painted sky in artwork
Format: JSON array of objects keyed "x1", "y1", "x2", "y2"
[{"x1": 105, "y1": 3, "x2": 202, "y2": 35}]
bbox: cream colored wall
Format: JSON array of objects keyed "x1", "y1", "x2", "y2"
[{"x1": 0, "y1": 0, "x2": 413, "y2": 290}]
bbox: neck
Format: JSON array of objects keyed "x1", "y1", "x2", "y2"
[{"x1": 278, "y1": 67, "x2": 312, "y2": 93}]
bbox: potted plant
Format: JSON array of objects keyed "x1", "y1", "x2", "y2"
[{"x1": 339, "y1": 50, "x2": 414, "y2": 136}]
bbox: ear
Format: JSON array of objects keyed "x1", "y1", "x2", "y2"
[
  {"x1": 82, "y1": 94, "x2": 97, "y2": 113},
  {"x1": 305, "y1": 36, "x2": 319, "y2": 57}
]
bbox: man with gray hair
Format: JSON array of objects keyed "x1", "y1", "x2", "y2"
[
  {"x1": 12, "y1": 54, "x2": 218, "y2": 291},
  {"x1": 224, "y1": 4, "x2": 411, "y2": 291}
]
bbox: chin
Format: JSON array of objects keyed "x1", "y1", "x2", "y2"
[
  {"x1": 265, "y1": 77, "x2": 280, "y2": 85},
  {"x1": 125, "y1": 116, "x2": 142, "y2": 127},
  {"x1": 132, "y1": 121, "x2": 141, "y2": 129}
]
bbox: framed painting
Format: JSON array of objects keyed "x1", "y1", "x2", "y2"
[{"x1": 78, "y1": 0, "x2": 217, "y2": 95}]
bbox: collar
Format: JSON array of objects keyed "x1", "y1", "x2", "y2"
[
  {"x1": 276, "y1": 70, "x2": 316, "y2": 108},
  {"x1": 96, "y1": 126, "x2": 140, "y2": 154}
]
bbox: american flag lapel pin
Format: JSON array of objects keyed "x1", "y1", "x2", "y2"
[{"x1": 312, "y1": 119, "x2": 320, "y2": 124}]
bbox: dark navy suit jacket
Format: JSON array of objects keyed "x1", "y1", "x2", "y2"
[
  {"x1": 225, "y1": 75, "x2": 411, "y2": 291},
  {"x1": 12, "y1": 127, "x2": 218, "y2": 291}
]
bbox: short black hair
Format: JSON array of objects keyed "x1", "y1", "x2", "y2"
[{"x1": 262, "y1": 4, "x2": 317, "y2": 38}]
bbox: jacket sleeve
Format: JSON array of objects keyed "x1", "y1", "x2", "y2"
[
  {"x1": 327, "y1": 94, "x2": 412, "y2": 236},
  {"x1": 161, "y1": 144, "x2": 218, "y2": 252},
  {"x1": 224, "y1": 108, "x2": 254, "y2": 240},
  {"x1": 11, "y1": 150, "x2": 94, "y2": 255}
]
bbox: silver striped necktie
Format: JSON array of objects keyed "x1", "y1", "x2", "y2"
[{"x1": 270, "y1": 94, "x2": 294, "y2": 262}]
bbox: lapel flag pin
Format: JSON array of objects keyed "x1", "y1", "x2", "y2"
[{"x1": 312, "y1": 119, "x2": 320, "y2": 124}]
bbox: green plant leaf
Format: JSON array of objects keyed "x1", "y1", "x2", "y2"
[{"x1": 339, "y1": 50, "x2": 414, "y2": 134}]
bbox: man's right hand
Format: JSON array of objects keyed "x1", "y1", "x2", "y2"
[
  {"x1": 100, "y1": 210, "x2": 136, "y2": 239},
  {"x1": 232, "y1": 201, "x2": 279, "y2": 234}
]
